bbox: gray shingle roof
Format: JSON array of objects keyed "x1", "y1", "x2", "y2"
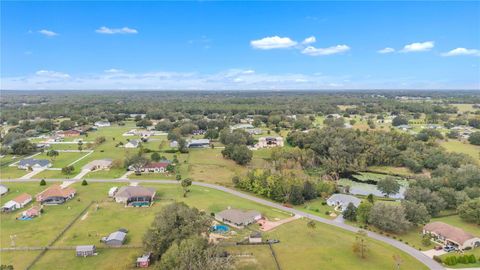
[
  {"x1": 106, "y1": 231, "x2": 127, "y2": 242},
  {"x1": 18, "y1": 158, "x2": 51, "y2": 167}
]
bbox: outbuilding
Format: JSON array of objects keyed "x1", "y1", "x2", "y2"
[
  {"x1": 76, "y1": 245, "x2": 96, "y2": 257},
  {"x1": 102, "y1": 231, "x2": 127, "y2": 246}
]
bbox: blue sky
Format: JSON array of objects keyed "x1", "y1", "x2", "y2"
[{"x1": 1, "y1": 1, "x2": 479, "y2": 90}]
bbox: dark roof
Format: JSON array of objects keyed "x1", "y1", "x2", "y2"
[
  {"x1": 115, "y1": 186, "x2": 156, "y2": 199},
  {"x1": 18, "y1": 159, "x2": 51, "y2": 167}
]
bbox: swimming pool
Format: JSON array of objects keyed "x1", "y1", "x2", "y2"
[{"x1": 211, "y1": 224, "x2": 229, "y2": 233}]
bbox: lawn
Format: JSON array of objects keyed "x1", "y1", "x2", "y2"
[
  {"x1": 35, "y1": 151, "x2": 91, "y2": 168},
  {"x1": 264, "y1": 219, "x2": 429, "y2": 270},
  {"x1": 295, "y1": 198, "x2": 336, "y2": 219},
  {"x1": 0, "y1": 250, "x2": 41, "y2": 270},
  {"x1": 454, "y1": 104, "x2": 476, "y2": 113},
  {"x1": 31, "y1": 248, "x2": 142, "y2": 270},
  {"x1": 440, "y1": 140, "x2": 480, "y2": 163},
  {"x1": 0, "y1": 166, "x2": 29, "y2": 179}
]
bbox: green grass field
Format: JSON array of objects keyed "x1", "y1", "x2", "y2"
[{"x1": 440, "y1": 140, "x2": 480, "y2": 163}]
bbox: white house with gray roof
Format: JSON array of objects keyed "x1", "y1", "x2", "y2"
[
  {"x1": 102, "y1": 231, "x2": 127, "y2": 246},
  {"x1": 327, "y1": 194, "x2": 361, "y2": 212},
  {"x1": 17, "y1": 159, "x2": 52, "y2": 170}
]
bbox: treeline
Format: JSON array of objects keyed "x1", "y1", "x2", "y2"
[
  {"x1": 232, "y1": 169, "x2": 335, "y2": 205},
  {"x1": 287, "y1": 127, "x2": 475, "y2": 177}
]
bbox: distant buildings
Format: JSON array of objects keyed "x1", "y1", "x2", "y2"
[
  {"x1": 0, "y1": 185, "x2": 9, "y2": 196},
  {"x1": 187, "y1": 139, "x2": 210, "y2": 148},
  {"x1": 125, "y1": 139, "x2": 140, "y2": 148},
  {"x1": 326, "y1": 194, "x2": 361, "y2": 212},
  {"x1": 76, "y1": 245, "x2": 96, "y2": 257},
  {"x1": 94, "y1": 121, "x2": 111, "y2": 127},
  {"x1": 82, "y1": 159, "x2": 113, "y2": 171},
  {"x1": 101, "y1": 230, "x2": 127, "y2": 246},
  {"x1": 255, "y1": 137, "x2": 284, "y2": 148},
  {"x1": 57, "y1": 130, "x2": 81, "y2": 137}
]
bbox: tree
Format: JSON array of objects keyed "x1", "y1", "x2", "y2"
[
  {"x1": 307, "y1": 220, "x2": 316, "y2": 230},
  {"x1": 125, "y1": 155, "x2": 149, "y2": 173},
  {"x1": 59, "y1": 120, "x2": 75, "y2": 130},
  {"x1": 468, "y1": 131, "x2": 480, "y2": 145},
  {"x1": 352, "y1": 230, "x2": 369, "y2": 259},
  {"x1": 402, "y1": 201, "x2": 430, "y2": 226},
  {"x1": 404, "y1": 187, "x2": 446, "y2": 217},
  {"x1": 61, "y1": 165, "x2": 75, "y2": 175},
  {"x1": 221, "y1": 144, "x2": 252, "y2": 165},
  {"x1": 356, "y1": 201, "x2": 373, "y2": 224},
  {"x1": 143, "y1": 202, "x2": 210, "y2": 260},
  {"x1": 377, "y1": 177, "x2": 400, "y2": 197},
  {"x1": 151, "y1": 152, "x2": 161, "y2": 162},
  {"x1": 368, "y1": 203, "x2": 410, "y2": 233},
  {"x1": 176, "y1": 174, "x2": 181, "y2": 181},
  {"x1": 392, "y1": 116, "x2": 408, "y2": 127},
  {"x1": 178, "y1": 138, "x2": 189, "y2": 153},
  {"x1": 204, "y1": 129, "x2": 219, "y2": 140},
  {"x1": 457, "y1": 198, "x2": 480, "y2": 224},
  {"x1": 46, "y1": 149, "x2": 59, "y2": 161},
  {"x1": 343, "y1": 203, "x2": 357, "y2": 221},
  {"x1": 288, "y1": 185, "x2": 304, "y2": 205},
  {"x1": 11, "y1": 139, "x2": 36, "y2": 155},
  {"x1": 157, "y1": 236, "x2": 231, "y2": 270},
  {"x1": 81, "y1": 179, "x2": 88, "y2": 186},
  {"x1": 393, "y1": 254, "x2": 404, "y2": 270},
  {"x1": 40, "y1": 179, "x2": 46, "y2": 186},
  {"x1": 302, "y1": 181, "x2": 317, "y2": 200},
  {"x1": 181, "y1": 178, "x2": 192, "y2": 197},
  {"x1": 366, "y1": 194, "x2": 375, "y2": 204}
]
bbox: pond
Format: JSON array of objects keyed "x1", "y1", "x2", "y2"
[{"x1": 338, "y1": 178, "x2": 407, "y2": 199}]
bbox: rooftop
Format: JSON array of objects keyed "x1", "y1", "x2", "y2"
[{"x1": 424, "y1": 222, "x2": 478, "y2": 245}]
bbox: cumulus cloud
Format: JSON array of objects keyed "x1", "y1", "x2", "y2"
[
  {"x1": 442, "y1": 48, "x2": 480, "y2": 57},
  {"x1": 250, "y1": 36, "x2": 298, "y2": 49},
  {"x1": 378, "y1": 47, "x2": 395, "y2": 54},
  {"x1": 401, "y1": 41, "x2": 434, "y2": 52},
  {"x1": 301, "y1": 45, "x2": 350, "y2": 56},
  {"x1": 95, "y1": 26, "x2": 138, "y2": 34},
  {"x1": 38, "y1": 29, "x2": 58, "y2": 37},
  {"x1": 302, "y1": 36, "x2": 316, "y2": 45},
  {"x1": 35, "y1": 70, "x2": 71, "y2": 79}
]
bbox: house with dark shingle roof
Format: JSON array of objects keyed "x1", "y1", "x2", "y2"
[
  {"x1": 17, "y1": 159, "x2": 52, "y2": 170},
  {"x1": 423, "y1": 222, "x2": 480, "y2": 250},
  {"x1": 114, "y1": 186, "x2": 156, "y2": 207}
]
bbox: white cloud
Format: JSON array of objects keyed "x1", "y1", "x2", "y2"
[
  {"x1": 401, "y1": 41, "x2": 434, "y2": 52},
  {"x1": 302, "y1": 36, "x2": 316, "y2": 45},
  {"x1": 442, "y1": 48, "x2": 480, "y2": 57},
  {"x1": 250, "y1": 36, "x2": 297, "y2": 49},
  {"x1": 95, "y1": 26, "x2": 138, "y2": 35},
  {"x1": 38, "y1": 29, "x2": 58, "y2": 37},
  {"x1": 301, "y1": 45, "x2": 350, "y2": 56},
  {"x1": 104, "y1": 68, "x2": 124, "y2": 73},
  {"x1": 35, "y1": 70, "x2": 71, "y2": 79},
  {"x1": 378, "y1": 47, "x2": 395, "y2": 54}
]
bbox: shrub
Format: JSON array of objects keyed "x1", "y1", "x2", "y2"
[
  {"x1": 325, "y1": 211, "x2": 330, "y2": 215},
  {"x1": 40, "y1": 179, "x2": 46, "y2": 186},
  {"x1": 81, "y1": 179, "x2": 88, "y2": 186},
  {"x1": 433, "y1": 255, "x2": 442, "y2": 263},
  {"x1": 468, "y1": 254, "x2": 476, "y2": 263},
  {"x1": 321, "y1": 201, "x2": 327, "y2": 205}
]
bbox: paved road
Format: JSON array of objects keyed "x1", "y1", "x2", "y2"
[{"x1": 1, "y1": 178, "x2": 444, "y2": 270}]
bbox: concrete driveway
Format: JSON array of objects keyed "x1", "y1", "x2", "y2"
[{"x1": 423, "y1": 249, "x2": 446, "y2": 258}]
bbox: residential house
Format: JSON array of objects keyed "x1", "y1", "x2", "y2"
[
  {"x1": 249, "y1": 232, "x2": 262, "y2": 244},
  {"x1": 20, "y1": 205, "x2": 42, "y2": 219},
  {"x1": 136, "y1": 253, "x2": 152, "y2": 268},
  {"x1": 0, "y1": 185, "x2": 8, "y2": 196},
  {"x1": 36, "y1": 185, "x2": 76, "y2": 205},
  {"x1": 215, "y1": 208, "x2": 262, "y2": 228},
  {"x1": 82, "y1": 159, "x2": 113, "y2": 171},
  {"x1": 187, "y1": 139, "x2": 210, "y2": 148},
  {"x1": 255, "y1": 137, "x2": 284, "y2": 148},
  {"x1": 2, "y1": 193, "x2": 32, "y2": 212},
  {"x1": 326, "y1": 194, "x2": 361, "y2": 212},
  {"x1": 76, "y1": 245, "x2": 96, "y2": 257},
  {"x1": 17, "y1": 159, "x2": 52, "y2": 170},
  {"x1": 192, "y1": 129, "x2": 206, "y2": 135},
  {"x1": 94, "y1": 121, "x2": 111, "y2": 127},
  {"x1": 142, "y1": 162, "x2": 170, "y2": 173},
  {"x1": 423, "y1": 222, "x2": 480, "y2": 250},
  {"x1": 123, "y1": 129, "x2": 137, "y2": 136},
  {"x1": 57, "y1": 130, "x2": 81, "y2": 137},
  {"x1": 108, "y1": 187, "x2": 118, "y2": 198},
  {"x1": 114, "y1": 186, "x2": 156, "y2": 207},
  {"x1": 102, "y1": 231, "x2": 127, "y2": 246},
  {"x1": 125, "y1": 139, "x2": 140, "y2": 148}
]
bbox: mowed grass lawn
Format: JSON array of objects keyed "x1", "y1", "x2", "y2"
[
  {"x1": 31, "y1": 248, "x2": 142, "y2": 270},
  {"x1": 35, "y1": 152, "x2": 90, "y2": 168},
  {"x1": 264, "y1": 219, "x2": 429, "y2": 270},
  {"x1": 0, "y1": 166, "x2": 29, "y2": 179},
  {"x1": 0, "y1": 250, "x2": 41, "y2": 270},
  {"x1": 440, "y1": 140, "x2": 480, "y2": 163}
]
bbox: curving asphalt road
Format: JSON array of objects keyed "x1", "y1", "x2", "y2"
[{"x1": 1, "y1": 178, "x2": 444, "y2": 270}]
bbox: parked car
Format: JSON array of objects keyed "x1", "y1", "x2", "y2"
[
  {"x1": 443, "y1": 245, "x2": 456, "y2": 252},
  {"x1": 434, "y1": 245, "x2": 442, "y2": 250}
]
